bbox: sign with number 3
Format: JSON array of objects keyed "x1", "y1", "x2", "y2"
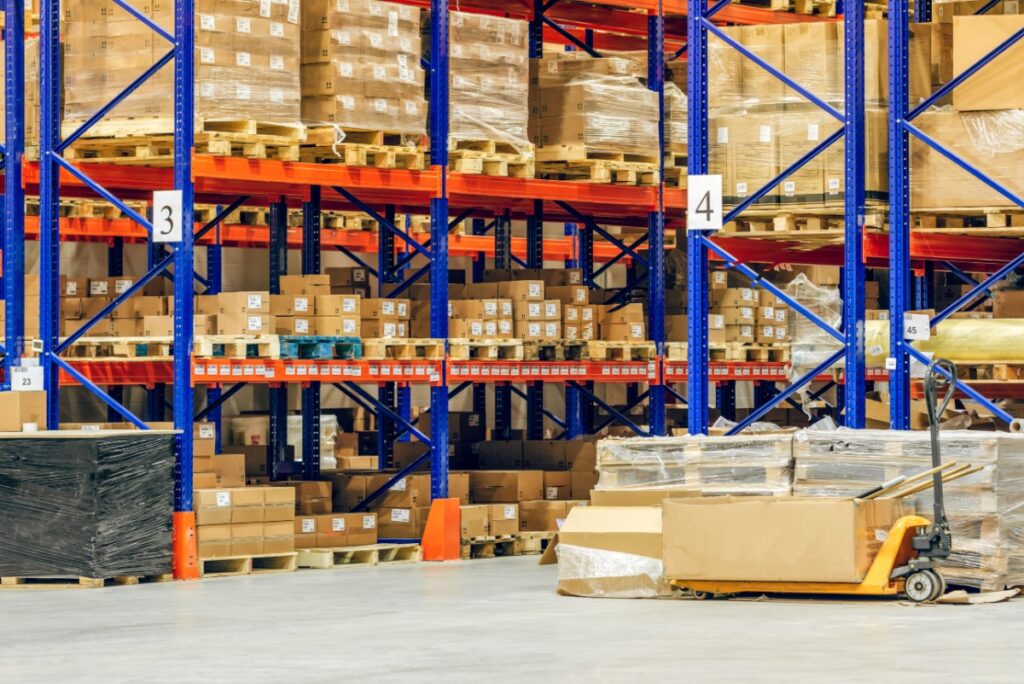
[
  {"x1": 153, "y1": 190, "x2": 183, "y2": 243},
  {"x1": 687, "y1": 175, "x2": 723, "y2": 232}
]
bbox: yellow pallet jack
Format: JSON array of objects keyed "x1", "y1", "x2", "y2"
[{"x1": 673, "y1": 359, "x2": 971, "y2": 603}]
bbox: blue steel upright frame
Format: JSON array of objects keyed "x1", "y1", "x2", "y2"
[
  {"x1": 687, "y1": 1, "x2": 865, "y2": 435},
  {"x1": 39, "y1": 0, "x2": 198, "y2": 575},
  {"x1": 2, "y1": 0, "x2": 26, "y2": 390},
  {"x1": 888, "y1": 0, "x2": 1024, "y2": 428}
]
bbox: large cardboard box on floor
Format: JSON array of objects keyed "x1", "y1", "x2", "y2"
[
  {"x1": 519, "y1": 500, "x2": 587, "y2": 532},
  {"x1": 952, "y1": 15, "x2": 1024, "y2": 112},
  {"x1": 662, "y1": 497, "x2": 909, "y2": 583},
  {"x1": 470, "y1": 470, "x2": 544, "y2": 503}
]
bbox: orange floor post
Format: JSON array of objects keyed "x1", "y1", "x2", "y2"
[
  {"x1": 172, "y1": 511, "x2": 200, "y2": 580},
  {"x1": 421, "y1": 498, "x2": 461, "y2": 561}
]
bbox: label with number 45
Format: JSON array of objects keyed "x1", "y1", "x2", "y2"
[
  {"x1": 687, "y1": 175, "x2": 723, "y2": 231},
  {"x1": 153, "y1": 190, "x2": 184, "y2": 243}
]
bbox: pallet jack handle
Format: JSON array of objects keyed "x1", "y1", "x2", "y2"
[{"x1": 923, "y1": 358, "x2": 957, "y2": 530}]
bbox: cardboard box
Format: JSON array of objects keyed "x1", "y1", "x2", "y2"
[
  {"x1": 0, "y1": 391, "x2": 48, "y2": 432},
  {"x1": 475, "y1": 441, "x2": 524, "y2": 469},
  {"x1": 740, "y1": 24, "x2": 785, "y2": 104},
  {"x1": 218, "y1": 292, "x2": 270, "y2": 314},
  {"x1": 263, "y1": 487, "x2": 296, "y2": 523},
  {"x1": 488, "y1": 503, "x2": 520, "y2": 536},
  {"x1": 276, "y1": 316, "x2": 314, "y2": 336},
  {"x1": 197, "y1": 524, "x2": 232, "y2": 559},
  {"x1": 519, "y1": 500, "x2": 586, "y2": 532},
  {"x1": 337, "y1": 455, "x2": 379, "y2": 470},
  {"x1": 216, "y1": 313, "x2": 272, "y2": 335},
  {"x1": 498, "y1": 280, "x2": 544, "y2": 301},
  {"x1": 377, "y1": 507, "x2": 431, "y2": 538},
  {"x1": 470, "y1": 470, "x2": 544, "y2": 503},
  {"x1": 314, "y1": 294, "x2": 361, "y2": 317},
  {"x1": 522, "y1": 440, "x2": 567, "y2": 470},
  {"x1": 281, "y1": 275, "x2": 330, "y2": 296},
  {"x1": 270, "y1": 294, "x2": 314, "y2": 316},
  {"x1": 263, "y1": 521, "x2": 295, "y2": 554},
  {"x1": 194, "y1": 472, "x2": 218, "y2": 489},
  {"x1": 544, "y1": 471, "x2": 571, "y2": 501},
  {"x1": 366, "y1": 473, "x2": 432, "y2": 508},
  {"x1": 294, "y1": 516, "x2": 318, "y2": 549},
  {"x1": 589, "y1": 488, "x2": 700, "y2": 507},
  {"x1": 570, "y1": 471, "x2": 598, "y2": 500},
  {"x1": 784, "y1": 22, "x2": 839, "y2": 104},
  {"x1": 603, "y1": 322, "x2": 646, "y2": 342},
  {"x1": 461, "y1": 505, "x2": 491, "y2": 538},
  {"x1": 662, "y1": 497, "x2": 908, "y2": 583},
  {"x1": 315, "y1": 513, "x2": 351, "y2": 548},
  {"x1": 195, "y1": 488, "x2": 237, "y2": 526},
  {"x1": 230, "y1": 487, "x2": 266, "y2": 524},
  {"x1": 212, "y1": 454, "x2": 246, "y2": 488},
  {"x1": 952, "y1": 15, "x2": 1024, "y2": 112},
  {"x1": 994, "y1": 291, "x2": 1024, "y2": 318},
  {"x1": 272, "y1": 481, "x2": 332, "y2": 515}
]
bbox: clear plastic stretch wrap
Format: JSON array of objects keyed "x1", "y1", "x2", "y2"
[
  {"x1": 62, "y1": 0, "x2": 302, "y2": 130},
  {"x1": 665, "y1": 82, "x2": 688, "y2": 152},
  {"x1": 0, "y1": 432, "x2": 176, "y2": 579},
  {"x1": 794, "y1": 429, "x2": 1024, "y2": 590},
  {"x1": 911, "y1": 107, "x2": 1024, "y2": 210},
  {"x1": 785, "y1": 274, "x2": 843, "y2": 376},
  {"x1": 556, "y1": 544, "x2": 674, "y2": 599},
  {"x1": 533, "y1": 55, "x2": 658, "y2": 154},
  {"x1": 596, "y1": 434, "x2": 793, "y2": 496},
  {"x1": 863, "y1": 318, "x2": 1024, "y2": 367},
  {"x1": 448, "y1": 12, "x2": 531, "y2": 151},
  {"x1": 301, "y1": 0, "x2": 427, "y2": 136}
]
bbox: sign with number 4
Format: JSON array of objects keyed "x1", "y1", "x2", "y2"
[
  {"x1": 687, "y1": 175, "x2": 723, "y2": 231},
  {"x1": 153, "y1": 190, "x2": 183, "y2": 243}
]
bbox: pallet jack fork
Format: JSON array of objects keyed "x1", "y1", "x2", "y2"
[{"x1": 673, "y1": 359, "x2": 957, "y2": 603}]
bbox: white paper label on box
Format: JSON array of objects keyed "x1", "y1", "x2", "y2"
[
  {"x1": 529, "y1": 283, "x2": 542, "y2": 297},
  {"x1": 875, "y1": 528, "x2": 889, "y2": 543},
  {"x1": 382, "y1": 301, "x2": 395, "y2": 316},
  {"x1": 216, "y1": 492, "x2": 231, "y2": 507},
  {"x1": 529, "y1": 323, "x2": 541, "y2": 336},
  {"x1": 503, "y1": 505, "x2": 516, "y2": 519},
  {"x1": 81, "y1": 424, "x2": 101, "y2": 432},
  {"x1": 295, "y1": 319, "x2": 309, "y2": 334},
  {"x1": 66, "y1": 282, "x2": 79, "y2": 295},
  {"x1": 484, "y1": 302, "x2": 498, "y2": 316},
  {"x1": 153, "y1": 190, "x2": 183, "y2": 243},
  {"x1": 502, "y1": 302, "x2": 513, "y2": 316},
  {"x1": 807, "y1": 123, "x2": 820, "y2": 142},
  {"x1": 547, "y1": 323, "x2": 559, "y2": 337},
  {"x1": 295, "y1": 298, "x2": 310, "y2": 313},
  {"x1": 529, "y1": 303, "x2": 541, "y2": 317},
  {"x1": 388, "y1": 10, "x2": 399, "y2": 36},
  {"x1": 904, "y1": 313, "x2": 931, "y2": 341},
  {"x1": 287, "y1": 0, "x2": 299, "y2": 23},
  {"x1": 470, "y1": 322, "x2": 483, "y2": 336},
  {"x1": 545, "y1": 303, "x2": 558, "y2": 317},
  {"x1": 775, "y1": 310, "x2": 787, "y2": 322},
  {"x1": 199, "y1": 424, "x2": 215, "y2": 439},
  {"x1": 391, "y1": 477, "x2": 407, "y2": 492},
  {"x1": 741, "y1": 307, "x2": 754, "y2": 318},
  {"x1": 91, "y1": 281, "x2": 108, "y2": 295},
  {"x1": 11, "y1": 365, "x2": 43, "y2": 392},
  {"x1": 237, "y1": 83, "x2": 252, "y2": 100},
  {"x1": 114, "y1": 279, "x2": 131, "y2": 294},
  {"x1": 546, "y1": 487, "x2": 559, "y2": 500},
  {"x1": 201, "y1": 82, "x2": 215, "y2": 98},
  {"x1": 301, "y1": 518, "x2": 315, "y2": 533},
  {"x1": 885, "y1": 357, "x2": 898, "y2": 371},
  {"x1": 373, "y1": 64, "x2": 387, "y2": 80},
  {"x1": 342, "y1": 299, "x2": 357, "y2": 313},
  {"x1": 688, "y1": 175, "x2": 723, "y2": 231},
  {"x1": 331, "y1": 518, "x2": 346, "y2": 532},
  {"x1": 259, "y1": 0, "x2": 272, "y2": 17},
  {"x1": 270, "y1": 55, "x2": 284, "y2": 71},
  {"x1": 630, "y1": 324, "x2": 643, "y2": 338},
  {"x1": 499, "y1": 321, "x2": 512, "y2": 334},
  {"x1": 236, "y1": 17, "x2": 251, "y2": 34},
  {"x1": 236, "y1": 52, "x2": 252, "y2": 68},
  {"x1": 270, "y1": 22, "x2": 284, "y2": 38},
  {"x1": 783, "y1": 181, "x2": 796, "y2": 196},
  {"x1": 828, "y1": 178, "x2": 841, "y2": 192},
  {"x1": 199, "y1": 47, "x2": 214, "y2": 64},
  {"x1": 247, "y1": 316, "x2": 263, "y2": 332},
  {"x1": 363, "y1": 515, "x2": 376, "y2": 529},
  {"x1": 742, "y1": 290, "x2": 755, "y2": 301},
  {"x1": 403, "y1": 100, "x2": 420, "y2": 116},
  {"x1": 341, "y1": 95, "x2": 355, "y2": 110},
  {"x1": 374, "y1": 98, "x2": 388, "y2": 113},
  {"x1": 736, "y1": 181, "x2": 748, "y2": 197},
  {"x1": 391, "y1": 509, "x2": 410, "y2": 523},
  {"x1": 485, "y1": 322, "x2": 497, "y2": 336},
  {"x1": 759, "y1": 125, "x2": 772, "y2": 143},
  {"x1": 369, "y1": 33, "x2": 383, "y2": 48},
  {"x1": 566, "y1": 308, "x2": 578, "y2": 321},
  {"x1": 582, "y1": 308, "x2": 593, "y2": 322},
  {"x1": 717, "y1": 127, "x2": 729, "y2": 144},
  {"x1": 199, "y1": 14, "x2": 215, "y2": 30},
  {"x1": 247, "y1": 295, "x2": 263, "y2": 310}
]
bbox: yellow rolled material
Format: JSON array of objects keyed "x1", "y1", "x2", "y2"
[{"x1": 864, "y1": 319, "x2": 1024, "y2": 367}]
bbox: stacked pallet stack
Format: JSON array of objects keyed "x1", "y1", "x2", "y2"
[
  {"x1": 61, "y1": 0, "x2": 305, "y2": 161},
  {"x1": 531, "y1": 55, "x2": 660, "y2": 185},
  {"x1": 300, "y1": 0, "x2": 427, "y2": 168},
  {"x1": 793, "y1": 429, "x2": 1024, "y2": 591},
  {"x1": 194, "y1": 484, "x2": 297, "y2": 569},
  {"x1": 595, "y1": 434, "x2": 794, "y2": 497},
  {"x1": 447, "y1": 12, "x2": 534, "y2": 178}
]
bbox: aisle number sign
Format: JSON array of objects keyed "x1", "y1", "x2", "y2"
[
  {"x1": 904, "y1": 313, "x2": 932, "y2": 341},
  {"x1": 11, "y1": 365, "x2": 44, "y2": 392},
  {"x1": 153, "y1": 190, "x2": 184, "y2": 243},
  {"x1": 687, "y1": 175, "x2": 723, "y2": 231}
]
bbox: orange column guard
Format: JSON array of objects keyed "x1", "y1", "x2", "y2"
[
  {"x1": 173, "y1": 511, "x2": 200, "y2": 580},
  {"x1": 421, "y1": 498, "x2": 461, "y2": 561}
]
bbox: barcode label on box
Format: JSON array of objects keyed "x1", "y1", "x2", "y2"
[
  {"x1": 363, "y1": 515, "x2": 376, "y2": 529},
  {"x1": 503, "y1": 505, "x2": 516, "y2": 519},
  {"x1": 301, "y1": 519, "x2": 315, "y2": 534},
  {"x1": 216, "y1": 492, "x2": 231, "y2": 507},
  {"x1": 332, "y1": 518, "x2": 346, "y2": 532},
  {"x1": 391, "y1": 509, "x2": 410, "y2": 523}
]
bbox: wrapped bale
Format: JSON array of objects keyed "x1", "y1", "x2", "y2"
[
  {"x1": 794, "y1": 429, "x2": 1024, "y2": 591},
  {"x1": 61, "y1": 0, "x2": 303, "y2": 145},
  {"x1": 300, "y1": 0, "x2": 427, "y2": 166},
  {"x1": 0, "y1": 431, "x2": 176, "y2": 580},
  {"x1": 596, "y1": 434, "x2": 794, "y2": 497},
  {"x1": 445, "y1": 12, "x2": 533, "y2": 176}
]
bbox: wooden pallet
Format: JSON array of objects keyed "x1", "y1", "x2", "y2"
[
  {"x1": 563, "y1": 340, "x2": 656, "y2": 361},
  {"x1": 911, "y1": 208, "x2": 1024, "y2": 237},
  {"x1": 522, "y1": 340, "x2": 567, "y2": 361},
  {"x1": 768, "y1": 0, "x2": 837, "y2": 15},
  {"x1": 536, "y1": 144, "x2": 659, "y2": 186},
  {"x1": 193, "y1": 335, "x2": 281, "y2": 359},
  {"x1": 517, "y1": 531, "x2": 556, "y2": 555},
  {"x1": 297, "y1": 543, "x2": 422, "y2": 569},
  {"x1": 62, "y1": 336, "x2": 174, "y2": 359},
  {"x1": 664, "y1": 150, "x2": 688, "y2": 189},
  {"x1": 460, "y1": 535, "x2": 521, "y2": 560},
  {"x1": 449, "y1": 139, "x2": 535, "y2": 179},
  {"x1": 362, "y1": 338, "x2": 445, "y2": 360},
  {"x1": 62, "y1": 118, "x2": 304, "y2": 166},
  {"x1": 0, "y1": 573, "x2": 173, "y2": 590},
  {"x1": 278, "y1": 336, "x2": 362, "y2": 360},
  {"x1": 302, "y1": 126, "x2": 426, "y2": 170},
  {"x1": 448, "y1": 338, "x2": 524, "y2": 361},
  {"x1": 199, "y1": 552, "x2": 298, "y2": 578},
  {"x1": 709, "y1": 343, "x2": 791, "y2": 363},
  {"x1": 194, "y1": 204, "x2": 270, "y2": 227}
]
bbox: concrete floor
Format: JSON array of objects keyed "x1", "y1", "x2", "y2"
[{"x1": 1, "y1": 556, "x2": 1022, "y2": 683}]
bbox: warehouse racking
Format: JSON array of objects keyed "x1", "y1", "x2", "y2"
[{"x1": 1, "y1": 1, "x2": 1022, "y2": 576}]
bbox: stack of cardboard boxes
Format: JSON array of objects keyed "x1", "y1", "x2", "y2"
[
  {"x1": 62, "y1": 0, "x2": 302, "y2": 136},
  {"x1": 710, "y1": 277, "x2": 790, "y2": 347},
  {"x1": 27, "y1": 274, "x2": 174, "y2": 338},
  {"x1": 195, "y1": 485, "x2": 296, "y2": 559},
  {"x1": 301, "y1": 0, "x2": 427, "y2": 136}
]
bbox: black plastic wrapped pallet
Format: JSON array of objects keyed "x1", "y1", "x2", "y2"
[{"x1": 0, "y1": 432, "x2": 177, "y2": 579}]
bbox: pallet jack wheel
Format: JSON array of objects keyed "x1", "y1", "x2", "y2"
[
  {"x1": 692, "y1": 590, "x2": 711, "y2": 600},
  {"x1": 905, "y1": 570, "x2": 943, "y2": 603}
]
